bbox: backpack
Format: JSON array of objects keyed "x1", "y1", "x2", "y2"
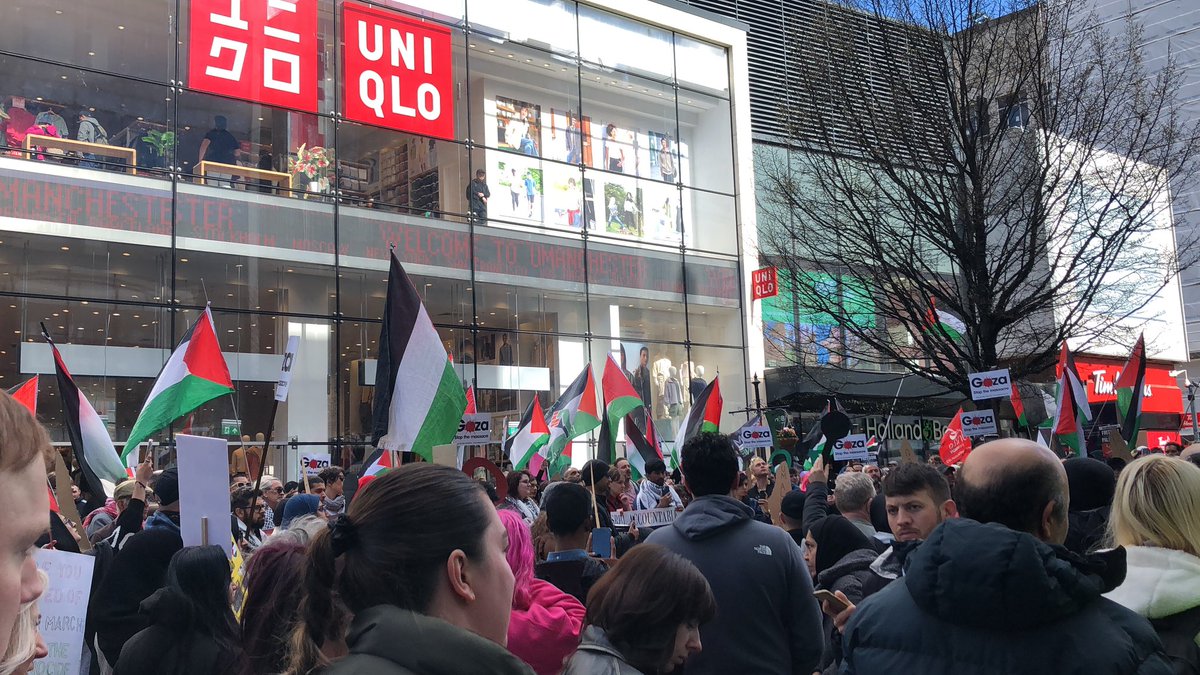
[{"x1": 1150, "y1": 604, "x2": 1200, "y2": 674}]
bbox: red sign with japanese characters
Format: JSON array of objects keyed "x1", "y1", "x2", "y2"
[
  {"x1": 752, "y1": 266, "x2": 778, "y2": 301},
  {"x1": 187, "y1": 0, "x2": 320, "y2": 112},
  {"x1": 342, "y1": 2, "x2": 455, "y2": 139}
]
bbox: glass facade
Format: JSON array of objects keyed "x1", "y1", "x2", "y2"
[{"x1": 0, "y1": 0, "x2": 749, "y2": 472}]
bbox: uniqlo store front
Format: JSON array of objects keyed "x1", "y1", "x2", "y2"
[{"x1": 0, "y1": 0, "x2": 760, "y2": 475}]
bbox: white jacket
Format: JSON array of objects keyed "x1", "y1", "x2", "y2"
[{"x1": 1105, "y1": 545, "x2": 1200, "y2": 620}]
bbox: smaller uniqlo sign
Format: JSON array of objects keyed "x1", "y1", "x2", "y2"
[
  {"x1": 342, "y1": 3, "x2": 455, "y2": 139},
  {"x1": 752, "y1": 266, "x2": 778, "y2": 301},
  {"x1": 188, "y1": 0, "x2": 319, "y2": 112},
  {"x1": 961, "y1": 411, "x2": 998, "y2": 438}
]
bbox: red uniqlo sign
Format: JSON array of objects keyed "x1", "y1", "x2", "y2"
[
  {"x1": 187, "y1": 0, "x2": 319, "y2": 112},
  {"x1": 751, "y1": 266, "x2": 779, "y2": 301},
  {"x1": 342, "y1": 3, "x2": 455, "y2": 139}
]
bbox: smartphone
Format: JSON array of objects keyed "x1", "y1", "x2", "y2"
[
  {"x1": 591, "y1": 527, "x2": 612, "y2": 558},
  {"x1": 813, "y1": 589, "x2": 850, "y2": 613}
]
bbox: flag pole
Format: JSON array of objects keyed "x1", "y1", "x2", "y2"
[
  {"x1": 589, "y1": 463, "x2": 601, "y2": 529},
  {"x1": 251, "y1": 397, "x2": 281, "y2": 495}
]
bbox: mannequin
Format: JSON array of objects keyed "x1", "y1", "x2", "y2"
[
  {"x1": 651, "y1": 356, "x2": 673, "y2": 418},
  {"x1": 231, "y1": 434, "x2": 252, "y2": 476},
  {"x1": 630, "y1": 346, "x2": 652, "y2": 432},
  {"x1": 664, "y1": 366, "x2": 684, "y2": 419},
  {"x1": 690, "y1": 365, "x2": 707, "y2": 402},
  {"x1": 248, "y1": 432, "x2": 265, "y2": 479},
  {"x1": 678, "y1": 360, "x2": 696, "y2": 409}
]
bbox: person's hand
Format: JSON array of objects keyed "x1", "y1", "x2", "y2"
[
  {"x1": 41, "y1": 540, "x2": 56, "y2": 550},
  {"x1": 135, "y1": 460, "x2": 154, "y2": 485},
  {"x1": 809, "y1": 456, "x2": 827, "y2": 484},
  {"x1": 628, "y1": 521, "x2": 640, "y2": 541},
  {"x1": 657, "y1": 493, "x2": 673, "y2": 508},
  {"x1": 821, "y1": 590, "x2": 857, "y2": 631}
]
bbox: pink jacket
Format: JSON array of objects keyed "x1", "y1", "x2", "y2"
[{"x1": 508, "y1": 578, "x2": 586, "y2": 675}]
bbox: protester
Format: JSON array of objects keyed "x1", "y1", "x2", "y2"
[
  {"x1": 647, "y1": 433, "x2": 822, "y2": 674},
  {"x1": 230, "y1": 473, "x2": 251, "y2": 490},
  {"x1": 816, "y1": 462, "x2": 882, "y2": 542},
  {"x1": 538, "y1": 482, "x2": 610, "y2": 605},
  {"x1": 779, "y1": 490, "x2": 807, "y2": 546},
  {"x1": 240, "y1": 537, "x2": 344, "y2": 675},
  {"x1": 499, "y1": 510, "x2": 585, "y2": 675},
  {"x1": 280, "y1": 494, "x2": 322, "y2": 529},
  {"x1": 306, "y1": 477, "x2": 326, "y2": 497},
  {"x1": 72, "y1": 483, "x2": 94, "y2": 519},
  {"x1": 1104, "y1": 455, "x2": 1200, "y2": 670},
  {"x1": 563, "y1": 467, "x2": 582, "y2": 484},
  {"x1": 733, "y1": 471, "x2": 769, "y2": 523},
  {"x1": 259, "y1": 475, "x2": 284, "y2": 531},
  {"x1": 1063, "y1": 456, "x2": 1117, "y2": 555},
  {"x1": 840, "y1": 438, "x2": 1171, "y2": 674},
  {"x1": 503, "y1": 470, "x2": 542, "y2": 524},
  {"x1": 636, "y1": 459, "x2": 683, "y2": 511},
  {"x1": 805, "y1": 516, "x2": 879, "y2": 674},
  {"x1": 288, "y1": 464, "x2": 533, "y2": 675},
  {"x1": 0, "y1": 393, "x2": 50, "y2": 659},
  {"x1": 85, "y1": 462, "x2": 152, "y2": 549},
  {"x1": 746, "y1": 456, "x2": 774, "y2": 504},
  {"x1": 562, "y1": 544, "x2": 715, "y2": 675},
  {"x1": 864, "y1": 464, "x2": 882, "y2": 491},
  {"x1": 90, "y1": 466, "x2": 183, "y2": 667},
  {"x1": 0, "y1": 571, "x2": 47, "y2": 675},
  {"x1": 231, "y1": 487, "x2": 266, "y2": 554},
  {"x1": 580, "y1": 460, "x2": 639, "y2": 556},
  {"x1": 614, "y1": 457, "x2": 638, "y2": 510},
  {"x1": 317, "y1": 467, "x2": 346, "y2": 517},
  {"x1": 1165, "y1": 442, "x2": 1184, "y2": 458}
]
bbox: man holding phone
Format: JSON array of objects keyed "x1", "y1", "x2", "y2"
[{"x1": 636, "y1": 459, "x2": 683, "y2": 511}]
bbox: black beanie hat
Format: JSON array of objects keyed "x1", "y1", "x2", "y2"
[{"x1": 1063, "y1": 457, "x2": 1115, "y2": 512}]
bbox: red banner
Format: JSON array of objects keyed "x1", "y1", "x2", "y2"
[
  {"x1": 187, "y1": 0, "x2": 320, "y2": 112},
  {"x1": 342, "y1": 2, "x2": 455, "y2": 139}
]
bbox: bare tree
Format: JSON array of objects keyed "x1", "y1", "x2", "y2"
[{"x1": 757, "y1": 0, "x2": 1200, "y2": 401}]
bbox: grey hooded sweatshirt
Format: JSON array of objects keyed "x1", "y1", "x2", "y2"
[{"x1": 646, "y1": 495, "x2": 824, "y2": 675}]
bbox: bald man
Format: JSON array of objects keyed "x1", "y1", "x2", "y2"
[{"x1": 840, "y1": 439, "x2": 1171, "y2": 675}]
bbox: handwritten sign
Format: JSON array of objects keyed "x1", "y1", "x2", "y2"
[
  {"x1": 33, "y1": 549, "x2": 95, "y2": 675},
  {"x1": 610, "y1": 507, "x2": 680, "y2": 528}
]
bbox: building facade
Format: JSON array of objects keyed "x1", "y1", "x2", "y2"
[{"x1": 0, "y1": 0, "x2": 761, "y2": 476}]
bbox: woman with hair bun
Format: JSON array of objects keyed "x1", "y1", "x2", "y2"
[{"x1": 287, "y1": 463, "x2": 533, "y2": 675}]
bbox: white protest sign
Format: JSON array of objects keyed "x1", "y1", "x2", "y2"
[
  {"x1": 301, "y1": 452, "x2": 332, "y2": 477},
  {"x1": 969, "y1": 368, "x2": 1011, "y2": 401},
  {"x1": 733, "y1": 424, "x2": 774, "y2": 450},
  {"x1": 32, "y1": 549, "x2": 94, "y2": 675},
  {"x1": 832, "y1": 434, "x2": 870, "y2": 461},
  {"x1": 177, "y1": 434, "x2": 235, "y2": 557},
  {"x1": 610, "y1": 507, "x2": 680, "y2": 528},
  {"x1": 961, "y1": 410, "x2": 998, "y2": 437},
  {"x1": 274, "y1": 335, "x2": 301, "y2": 402},
  {"x1": 455, "y1": 413, "x2": 492, "y2": 446}
]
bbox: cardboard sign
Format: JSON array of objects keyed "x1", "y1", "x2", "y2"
[
  {"x1": 733, "y1": 424, "x2": 774, "y2": 450},
  {"x1": 961, "y1": 410, "x2": 998, "y2": 437},
  {"x1": 33, "y1": 549, "x2": 95, "y2": 675},
  {"x1": 767, "y1": 461, "x2": 791, "y2": 526},
  {"x1": 832, "y1": 434, "x2": 870, "y2": 461},
  {"x1": 898, "y1": 438, "x2": 920, "y2": 464},
  {"x1": 177, "y1": 434, "x2": 236, "y2": 558},
  {"x1": 52, "y1": 451, "x2": 90, "y2": 552},
  {"x1": 187, "y1": 0, "x2": 319, "y2": 112},
  {"x1": 969, "y1": 368, "x2": 1012, "y2": 401},
  {"x1": 454, "y1": 413, "x2": 492, "y2": 446},
  {"x1": 610, "y1": 507, "x2": 680, "y2": 528},
  {"x1": 751, "y1": 266, "x2": 779, "y2": 300},
  {"x1": 274, "y1": 335, "x2": 301, "y2": 402},
  {"x1": 301, "y1": 452, "x2": 331, "y2": 477},
  {"x1": 342, "y1": 2, "x2": 455, "y2": 138}
]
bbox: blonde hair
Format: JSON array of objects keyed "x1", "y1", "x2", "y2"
[
  {"x1": 0, "y1": 570, "x2": 48, "y2": 674},
  {"x1": 748, "y1": 457, "x2": 767, "y2": 472},
  {"x1": 1107, "y1": 455, "x2": 1200, "y2": 557}
]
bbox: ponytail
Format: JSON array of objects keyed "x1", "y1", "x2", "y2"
[{"x1": 284, "y1": 528, "x2": 345, "y2": 675}]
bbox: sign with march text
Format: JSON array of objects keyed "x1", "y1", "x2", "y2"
[
  {"x1": 610, "y1": 507, "x2": 680, "y2": 528},
  {"x1": 188, "y1": 0, "x2": 319, "y2": 112},
  {"x1": 342, "y1": 2, "x2": 455, "y2": 138},
  {"x1": 961, "y1": 410, "x2": 998, "y2": 437},
  {"x1": 33, "y1": 549, "x2": 95, "y2": 675},
  {"x1": 969, "y1": 368, "x2": 1011, "y2": 401}
]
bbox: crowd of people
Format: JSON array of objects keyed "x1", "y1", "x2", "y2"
[{"x1": 2, "y1": 387, "x2": 1200, "y2": 674}]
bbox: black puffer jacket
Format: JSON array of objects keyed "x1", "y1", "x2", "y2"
[
  {"x1": 840, "y1": 518, "x2": 1172, "y2": 675},
  {"x1": 816, "y1": 548, "x2": 882, "y2": 675}
]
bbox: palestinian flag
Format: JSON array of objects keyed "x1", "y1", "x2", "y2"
[
  {"x1": 540, "y1": 364, "x2": 601, "y2": 477},
  {"x1": 7, "y1": 376, "x2": 37, "y2": 416},
  {"x1": 926, "y1": 297, "x2": 966, "y2": 342},
  {"x1": 1053, "y1": 342, "x2": 1092, "y2": 457},
  {"x1": 802, "y1": 398, "x2": 844, "y2": 469},
  {"x1": 43, "y1": 329, "x2": 126, "y2": 498},
  {"x1": 367, "y1": 253, "x2": 467, "y2": 462},
  {"x1": 672, "y1": 376, "x2": 722, "y2": 469},
  {"x1": 506, "y1": 395, "x2": 550, "y2": 470},
  {"x1": 939, "y1": 408, "x2": 971, "y2": 465},
  {"x1": 122, "y1": 307, "x2": 233, "y2": 463},
  {"x1": 1011, "y1": 382, "x2": 1028, "y2": 429},
  {"x1": 465, "y1": 385, "x2": 477, "y2": 415},
  {"x1": 600, "y1": 354, "x2": 643, "y2": 462},
  {"x1": 626, "y1": 413, "x2": 661, "y2": 480},
  {"x1": 1115, "y1": 334, "x2": 1146, "y2": 445}
]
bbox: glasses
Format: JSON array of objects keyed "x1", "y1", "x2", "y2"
[
  {"x1": 232, "y1": 482, "x2": 250, "y2": 489},
  {"x1": 266, "y1": 486, "x2": 284, "y2": 493}
]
